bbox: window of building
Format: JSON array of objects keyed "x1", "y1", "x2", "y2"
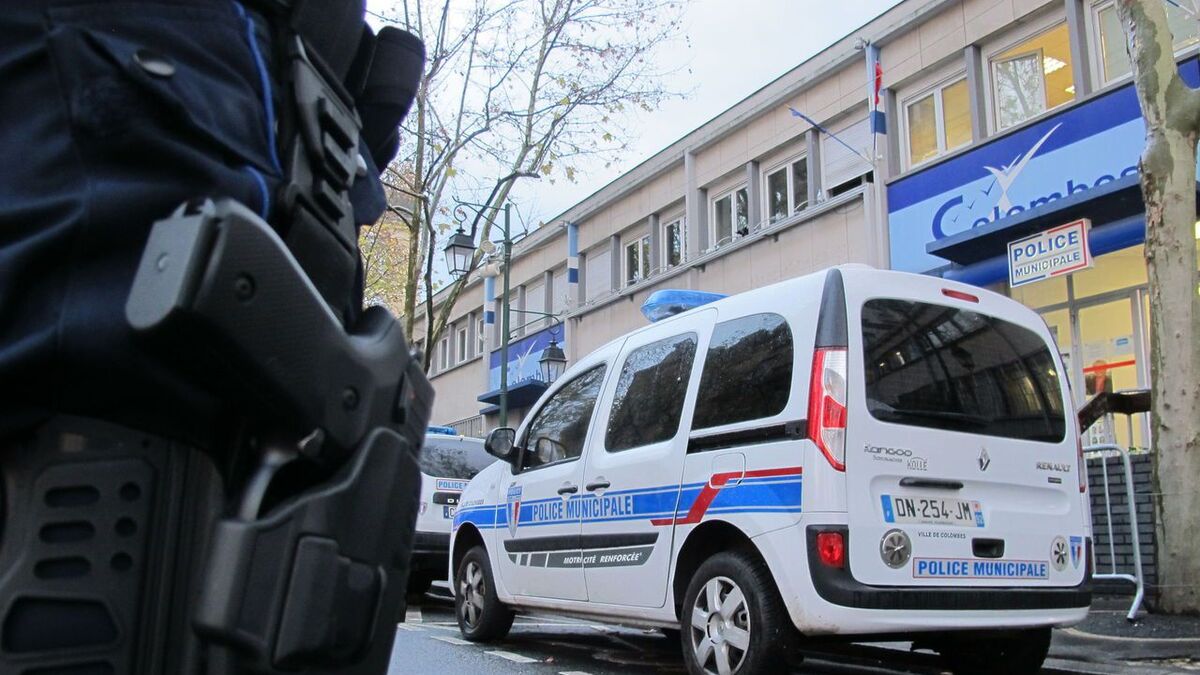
[
  {"x1": 822, "y1": 117, "x2": 871, "y2": 191},
  {"x1": 711, "y1": 186, "x2": 748, "y2": 248},
  {"x1": 624, "y1": 234, "x2": 651, "y2": 286},
  {"x1": 990, "y1": 22, "x2": 1075, "y2": 130},
  {"x1": 663, "y1": 218, "x2": 684, "y2": 268},
  {"x1": 438, "y1": 336, "x2": 449, "y2": 371},
  {"x1": 520, "y1": 365, "x2": 607, "y2": 470},
  {"x1": 605, "y1": 333, "x2": 698, "y2": 452},
  {"x1": 477, "y1": 317, "x2": 486, "y2": 354},
  {"x1": 764, "y1": 156, "x2": 809, "y2": 224},
  {"x1": 1094, "y1": 0, "x2": 1200, "y2": 84},
  {"x1": 904, "y1": 77, "x2": 972, "y2": 167},
  {"x1": 692, "y1": 313, "x2": 793, "y2": 430},
  {"x1": 584, "y1": 248, "x2": 612, "y2": 302},
  {"x1": 792, "y1": 160, "x2": 809, "y2": 212},
  {"x1": 457, "y1": 325, "x2": 468, "y2": 362}
]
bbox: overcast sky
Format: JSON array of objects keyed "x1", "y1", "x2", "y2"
[
  {"x1": 367, "y1": 0, "x2": 905, "y2": 235},
  {"x1": 505, "y1": 0, "x2": 906, "y2": 228}
]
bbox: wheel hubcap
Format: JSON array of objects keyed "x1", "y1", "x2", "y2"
[
  {"x1": 459, "y1": 561, "x2": 486, "y2": 628},
  {"x1": 689, "y1": 576, "x2": 750, "y2": 675}
]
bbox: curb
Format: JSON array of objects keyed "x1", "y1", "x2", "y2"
[
  {"x1": 1060, "y1": 627, "x2": 1200, "y2": 646},
  {"x1": 1043, "y1": 657, "x2": 1195, "y2": 675}
]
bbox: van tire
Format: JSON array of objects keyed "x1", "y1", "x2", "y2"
[
  {"x1": 454, "y1": 546, "x2": 513, "y2": 642},
  {"x1": 680, "y1": 550, "x2": 791, "y2": 675},
  {"x1": 938, "y1": 627, "x2": 1052, "y2": 674}
]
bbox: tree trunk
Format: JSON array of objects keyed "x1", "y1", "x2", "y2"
[
  {"x1": 1142, "y1": 123, "x2": 1200, "y2": 614},
  {"x1": 1119, "y1": 0, "x2": 1200, "y2": 614}
]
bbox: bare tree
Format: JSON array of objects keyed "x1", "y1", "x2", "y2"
[
  {"x1": 1116, "y1": 0, "x2": 1200, "y2": 613},
  {"x1": 360, "y1": 179, "x2": 416, "y2": 316},
  {"x1": 374, "y1": 0, "x2": 685, "y2": 370}
]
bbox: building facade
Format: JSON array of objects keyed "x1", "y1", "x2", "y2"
[{"x1": 414, "y1": 0, "x2": 1199, "y2": 443}]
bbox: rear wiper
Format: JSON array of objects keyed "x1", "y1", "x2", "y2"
[{"x1": 871, "y1": 406, "x2": 990, "y2": 428}]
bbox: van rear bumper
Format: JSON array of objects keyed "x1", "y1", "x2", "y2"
[
  {"x1": 805, "y1": 526, "x2": 1092, "y2": 611},
  {"x1": 410, "y1": 531, "x2": 451, "y2": 573}
]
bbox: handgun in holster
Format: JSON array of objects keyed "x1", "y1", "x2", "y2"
[{"x1": 0, "y1": 8, "x2": 430, "y2": 675}]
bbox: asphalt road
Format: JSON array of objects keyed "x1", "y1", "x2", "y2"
[
  {"x1": 387, "y1": 585, "x2": 956, "y2": 675},
  {"x1": 387, "y1": 586, "x2": 1193, "y2": 675}
]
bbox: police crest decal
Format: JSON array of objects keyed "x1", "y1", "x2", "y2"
[{"x1": 506, "y1": 484, "x2": 522, "y2": 536}]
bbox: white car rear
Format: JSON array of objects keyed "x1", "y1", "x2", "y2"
[
  {"x1": 408, "y1": 432, "x2": 491, "y2": 594},
  {"x1": 449, "y1": 266, "x2": 1091, "y2": 675}
]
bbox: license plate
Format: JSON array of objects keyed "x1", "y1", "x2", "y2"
[
  {"x1": 443, "y1": 505, "x2": 457, "y2": 518},
  {"x1": 881, "y1": 495, "x2": 984, "y2": 527}
]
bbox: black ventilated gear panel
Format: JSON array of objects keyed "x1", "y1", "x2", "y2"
[{"x1": 0, "y1": 416, "x2": 220, "y2": 675}]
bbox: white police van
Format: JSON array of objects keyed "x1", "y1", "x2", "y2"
[
  {"x1": 409, "y1": 429, "x2": 492, "y2": 594},
  {"x1": 450, "y1": 266, "x2": 1091, "y2": 674}
]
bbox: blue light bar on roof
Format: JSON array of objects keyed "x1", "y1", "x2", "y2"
[
  {"x1": 641, "y1": 289, "x2": 727, "y2": 322},
  {"x1": 427, "y1": 425, "x2": 458, "y2": 436}
]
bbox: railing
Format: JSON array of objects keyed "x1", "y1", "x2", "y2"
[
  {"x1": 446, "y1": 415, "x2": 484, "y2": 439},
  {"x1": 1083, "y1": 443, "x2": 1145, "y2": 621},
  {"x1": 1078, "y1": 389, "x2": 1152, "y2": 622}
]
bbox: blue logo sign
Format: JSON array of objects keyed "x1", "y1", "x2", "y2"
[
  {"x1": 887, "y1": 58, "x2": 1200, "y2": 274},
  {"x1": 488, "y1": 326, "x2": 564, "y2": 390}
]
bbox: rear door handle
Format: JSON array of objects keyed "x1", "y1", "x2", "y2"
[
  {"x1": 585, "y1": 479, "x2": 611, "y2": 492},
  {"x1": 899, "y1": 477, "x2": 964, "y2": 490},
  {"x1": 557, "y1": 483, "x2": 579, "y2": 495}
]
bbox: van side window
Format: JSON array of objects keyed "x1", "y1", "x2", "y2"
[
  {"x1": 521, "y1": 365, "x2": 607, "y2": 470},
  {"x1": 605, "y1": 333, "x2": 698, "y2": 452},
  {"x1": 692, "y1": 313, "x2": 793, "y2": 429}
]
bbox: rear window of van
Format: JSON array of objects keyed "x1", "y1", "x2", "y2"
[
  {"x1": 860, "y1": 299, "x2": 1065, "y2": 442},
  {"x1": 420, "y1": 438, "x2": 493, "y2": 479}
]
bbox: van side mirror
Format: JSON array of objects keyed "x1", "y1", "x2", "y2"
[{"x1": 485, "y1": 427, "x2": 519, "y2": 464}]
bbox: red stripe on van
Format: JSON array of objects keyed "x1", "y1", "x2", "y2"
[{"x1": 650, "y1": 466, "x2": 802, "y2": 526}]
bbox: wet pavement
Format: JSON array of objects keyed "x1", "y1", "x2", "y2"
[{"x1": 385, "y1": 586, "x2": 1194, "y2": 674}]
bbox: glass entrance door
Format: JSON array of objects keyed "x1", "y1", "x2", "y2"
[{"x1": 1074, "y1": 294, "x2": 1147, "y2": 448}]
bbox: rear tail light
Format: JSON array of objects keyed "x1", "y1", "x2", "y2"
[
  {"x1": 815, "y1": 531, "x2": 845, "y2": 569},
  {"x1": 808, "y1": 347, "x2": 847, "y2": 471},
  {"x1": 941, "y1": 288, "x2": 980, "y2": 303}
]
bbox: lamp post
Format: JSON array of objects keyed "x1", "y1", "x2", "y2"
[{"x1": 446, "y1": 201, "x2": 569, "y2": 429}]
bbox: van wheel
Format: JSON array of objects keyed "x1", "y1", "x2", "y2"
[
  {"x1": 455, "y1": 546, "x2": 513, "y2": 642},
  {"x1": 680, "y1": 551, "x2": 791, "y2": 675},
  {"x1": 938, "y1": 627, "x2": 1051, "y2": 674}
]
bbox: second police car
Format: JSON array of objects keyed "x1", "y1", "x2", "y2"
[
  {"x1": 450, "y1": 266, "x2": 1092, "y2": 675},
  {"x1": 409, "y1": 428, "x2": 492, "y2": 595}
]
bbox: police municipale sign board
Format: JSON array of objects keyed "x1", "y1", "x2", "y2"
[{"x1": 1007, "y1": 219, "x2": 1093, "y2": 288}]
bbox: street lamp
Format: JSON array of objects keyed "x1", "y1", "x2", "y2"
[
  {"x1": 448, "y1": 199, "x2": 568, "y2": 426},
  {"x1": 443, "y1": 227, "x2": 475, "y2": 278},
  {"x1": 538, "y1": 339, "x2": 567, "y2": 384}
]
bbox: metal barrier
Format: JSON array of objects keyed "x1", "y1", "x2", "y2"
[
  {"x1": 1083, "y1": 442, "x2": 1145, "y2": 621},
  {"x1": 447, "y1": 415, "x2": 485, "y2": 439}
]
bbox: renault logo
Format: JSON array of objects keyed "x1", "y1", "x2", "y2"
[{"x1": 978, "y1": 447, "x2": 992, "y2": 472}]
